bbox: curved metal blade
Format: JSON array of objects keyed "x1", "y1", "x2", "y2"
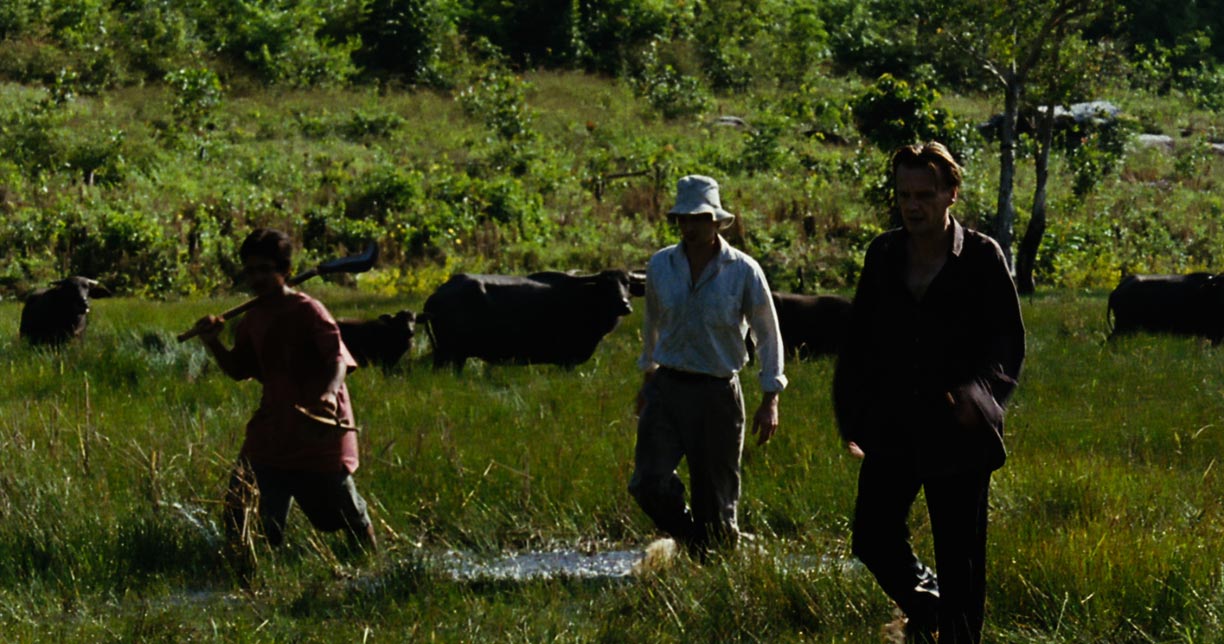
[{"x1": 317, "y1": 241, "x2": 378, "y2": 276}]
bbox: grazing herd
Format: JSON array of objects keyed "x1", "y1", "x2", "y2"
[{"x1": 13, "y1": 269, "x2": 1224, "y2": 359}]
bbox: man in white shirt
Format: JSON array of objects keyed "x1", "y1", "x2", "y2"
[{"x1": 630, "y1": 174, "x2": 787, "y2": 559}]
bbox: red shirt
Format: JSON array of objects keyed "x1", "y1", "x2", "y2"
[{"x1": 231, "y1": 291, "x2": 360, "y2": 473}]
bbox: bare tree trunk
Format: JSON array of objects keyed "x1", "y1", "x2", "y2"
[
  {"x1": 993, "y1": 78, "x2": 1021, "y2": 272},
  {"x1": 1016, "y1": 101, "x2": 1056, "y2": 295}
]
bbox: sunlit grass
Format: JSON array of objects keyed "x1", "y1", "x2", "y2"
[{"x1": 0, "y1": 289, "x2": 1223, "y2": 641}]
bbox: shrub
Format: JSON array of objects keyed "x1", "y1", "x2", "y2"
[
  {"x1": 165, "y1": 67, "x2": 223, "y2": 133},
  {"x1": 114, "y1": 0, "x2": 204, "y2": 79},
  {"x1": 201, "y1": 0, "x2": 361, "y2": 87},
  {"x1": 351, "y1": 0, "x2": 455, "y2": 85},
  {"x1": 573, "y1": 0, "x2": 676, "y2": 75},
  {"x1": 764, "y1": 2, "x2": 829, "y2": 87},
  {"x1": 851, "y1": 73, "x2": 961, "y2": 154},
  {"x1": 69, "y1": 206, "x2": 178, "y2": 294},
  {"x1": 822, "y1": 0, "x2": 912, "y2": 79},
  {"x1": 739, "y1": 113, "x2": 790, "y2": 174},
  {"x1": 1066, "y1": 119, "x2": 1134, "y2": 198},
  {"x1": 1181, "y1": 62, "x2": 1224, "y2": 112},
  {"x1": 1172, "y1": 137, "x2": 1215, "y2": 184},
  {"x1": 458, "y1": 0, "x2": 579, "y2": 68},
  {"x1": 344, "y1": 165, "x2": 424, "y2": 224},
  {"x1": 344, "y1": 108, "x2": 405, "y2": 140},
  {"x1": 633, "y1": 40, "x2": 711, "y2": 121},
  {"x1": 303, "y1": 205, "x2": 385, "y2": 260},
  {"x1": 456, "y1": 47, "x2": 536, "y2": 142},
  {"x1": 407, "y1": 172, "x2": 550, "y2": 257},
  {"x1": 0, "y1": 0, "x2": 51, "y2": 40},
  {"x1": 63, "y1": 127, "x2": 127, "y2": 186},
  {"x1": 692, "y1": 0, "x2": 758, "y2": 93}
]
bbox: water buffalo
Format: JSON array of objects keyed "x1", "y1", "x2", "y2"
[
  {"x1": 1108, "y1": 273, "x2": 1224, "y2": 344},
  {"x1": 772, "y1": 291, "x2": 853, "y2": 358},
  {"x1": 338, "y1": 310, "x2": 421, "y2": 370},
  {"x1": 422, "y1": 270, "x2": 642, "y2": 369},
  {"x1": 19, "y1": 276, "x2": 112, "y2": 346}
]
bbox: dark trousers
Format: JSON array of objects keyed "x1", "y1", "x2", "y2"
[
  {"x1": 628, "y1": 369, "x2": 745, "y2": 551},
  {"x1": 851, "y1": 451, "x2": 991, "y2": 643},
  {"x1": 224, "y1": 459, "x2": 371, "y2": 548}
]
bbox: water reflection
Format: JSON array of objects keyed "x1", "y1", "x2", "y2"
[
  {"x1": 439, "y1": 546, "x2": 645, "y2": 581},
  {"x1": 435, "y1": 539, "x2": 858, "y2": 581}
]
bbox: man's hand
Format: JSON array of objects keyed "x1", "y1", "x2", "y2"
[
  {"x1": 191, "y1": 315, "x2": 225, "y2": 342},
  {"x1": 306, "y1": 390, "x2": 339, "y2": 419},
  {"x1": 946, "y1": 390, "x2": 984, "y2": 428},
  {"x1": 750, "y1": 392, "x2": 779, "y2": 446},
  {"x1": 846, "y1": 441, "x2": 865, "y2": 459}
]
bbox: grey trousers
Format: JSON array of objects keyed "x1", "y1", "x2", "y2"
[{"x1": 628, "y1": 369, "x2": 745, "y2": 550}]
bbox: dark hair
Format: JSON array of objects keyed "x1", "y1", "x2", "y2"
[
  {"x1": 239, "y1": 228, "x2": 293, "y2": 274},
  {"x1": 890, "y1": 141, "x2": 963, "y2": 191}
]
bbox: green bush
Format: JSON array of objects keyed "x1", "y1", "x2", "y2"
[
  {"x1": 739, "y1": 113, "x2": 790, "y2": 174},
  {"x1": 202, "y1": 0, "x2": 361, "y2": 87},
  {"x1": 458, "y1": 0, "x2": 578, "y2": 68},
  {"x1": 456, "y1": 51, "x2": 537, "y2": 142},
  {"x1": 822, "y1": 0, "x2": 912, "y2": 79},
  {"x1": 165, "y1": 67, "x2": 223, "y2": 133},
  {"x1": 764, "y1": 2, "x2": 829, "y2": 87},
  {"x1": 0, "y1": 0, "x2": 51, "y2": 40},
  {"x1": 851, "y1": 73, "x2": 961, "y2": 154},
  {"x1": 1181, "y1": 61, "x2": 1224, "y2": 112},
  {"x1": 692, "y1": 0, "x2": 759, "y2": 93},
  {"x1": 1066, "y1": 119, "x2": 1134, "y2": 198},
  {"x1": 573, "y1": 0, "x2": 676, "y2": 75},
  {"x1": 64, "y1": 127, "x2": 127, "y2": 186},
  {"x1": 115, "y1": 1, "x2": 204, "y2": 79},
  {"x1": 633, "y1": 40, "x2": 711, "y2": 121},
  {"x1": 351, "y1": 0, "x2": 455, "y2": 84},
  {"x1": 0, "y1": 108, "x2": 56, "y2": 178},
  {"x1": 70, "y1": 205, "x2": 178, "y2": 294}
]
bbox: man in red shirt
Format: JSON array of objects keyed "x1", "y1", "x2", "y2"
[{"x1": 190, "y1": 229, "x2": 375, "y2": 583}]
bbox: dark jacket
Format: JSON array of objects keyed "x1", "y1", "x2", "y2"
[{"x1": 833, "y1": 220, "x2": 1025, "y2": 477}]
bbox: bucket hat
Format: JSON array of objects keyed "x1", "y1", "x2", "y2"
[{"x1": 668, "y1": 175, "x2": 735, "y2": 229}]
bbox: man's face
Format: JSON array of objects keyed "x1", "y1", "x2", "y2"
[
  {"x1": 895, "y1": 164, "x2": 957, "y2": 238},
  {"x1": 242, "y1": 257, "x2": 287, "y2": 296},
  {"x1": 676, "y1": 213, "x2": 720, "y2": 247}
]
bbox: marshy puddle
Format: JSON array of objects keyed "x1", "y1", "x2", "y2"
[
  {"x1": 160, "y1": 499, "x2": 855, "y2": 587},
  {"x1": 434, "y1": 540, "x2": 857, "y2": 582},
  {"x1": 139, "y1": 541, "x2": 858, "y2": 616},
  {"x1": 439, "y1": 547, "x2": 644, "y2": 581}
]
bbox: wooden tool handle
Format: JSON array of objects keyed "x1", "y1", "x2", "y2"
[{"x1": 177, "y1": 269, "x2": 318, "y2": 342}]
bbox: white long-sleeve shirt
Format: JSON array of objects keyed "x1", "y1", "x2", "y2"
[{"x1": 637, "y1": 237, "x2": 787, "y2": 393}]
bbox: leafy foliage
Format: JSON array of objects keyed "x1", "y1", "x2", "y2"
[
  {"x1": 632, "y1": 40, "x2": 711, "y2": 121},
  {"x1": 851, "y1": 73, "x2": 961, "y2": 153}
]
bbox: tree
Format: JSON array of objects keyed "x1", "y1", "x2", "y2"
[
  {"x1": 1014, "y1": 34, "x2": 1119, "y2": 294},
  {"x1": 928, "y1": 0, "x2": 1115, "y2": 269}
]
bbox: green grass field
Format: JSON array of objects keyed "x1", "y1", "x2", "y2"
[{"x1": 1, "y1": 287, "x2": 1223, "y2": 642}]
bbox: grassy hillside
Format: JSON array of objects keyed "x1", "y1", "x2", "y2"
[
  {"x1": 0, "y1": 288, "x2": 1223, "y2": 641},
  {"x1": 1, "y1": 66, "x2": 1223, "y2": 303}
]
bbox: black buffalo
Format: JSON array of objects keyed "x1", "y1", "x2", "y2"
[
  {"x1": 422, "y1": 270, "x2": 642, "y2": 369},
  {"x1": 338, "y1": 310, "x2": 420, "y2": 370},
  {"x1": 20, "y1": 276, "x2": 112, "y2": 346},
  {"x1": 1108, "y1": 273, "x2": 1224, "y2": 344},
  {"x1": 773, "y1": 291, "x2": 853, "y2": 358}
]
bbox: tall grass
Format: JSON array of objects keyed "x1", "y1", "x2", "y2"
[{"x1": 0, "y1": 288, "x2": 1223, "y2": 641}]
